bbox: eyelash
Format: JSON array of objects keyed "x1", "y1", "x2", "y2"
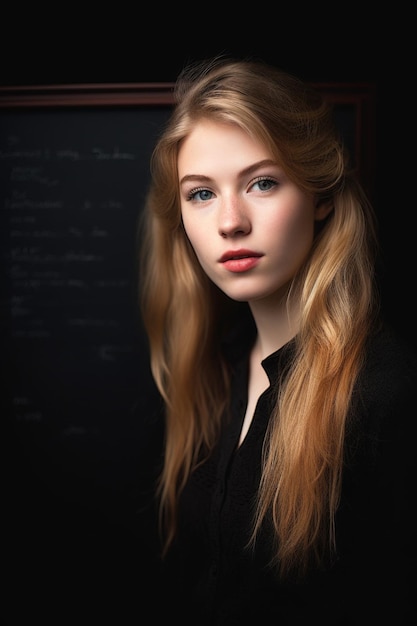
[
  {"x1": 185, "y1": 176, "x2": 278, "y2": 202},
  {"x1": 186, "y1": 187, "x2": 211, "y2": 202},
  {"x1": 252, "y1": 176, "x2": 278, "y2": 191}
]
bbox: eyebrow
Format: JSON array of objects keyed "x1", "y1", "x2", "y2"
[{"x1": 179, "y1": 159, "x2": 278, "y2": 186}]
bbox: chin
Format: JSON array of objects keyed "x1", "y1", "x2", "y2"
[{"x1": 223, "y1": 289, "x2": 264, "y2": 303}]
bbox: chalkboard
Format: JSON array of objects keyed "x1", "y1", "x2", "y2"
[
  {"x1": 1, "y1": 105, "x2": 170, "y2": 423},
  {"x1": 1, "y1": 83, "x2": 376, "y2": 619}
]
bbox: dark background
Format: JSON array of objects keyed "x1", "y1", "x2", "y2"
[{"x1": 2, "y1": 18, "x2": 414, "y2": 624}]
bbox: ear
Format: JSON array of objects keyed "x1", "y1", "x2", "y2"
[{"x1": 314, "y1": 198, "x2": 334, "y2": 222}]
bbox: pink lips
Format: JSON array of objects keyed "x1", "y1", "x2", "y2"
[{"x1": 219, "y1": 249, "x2": 263, "y2": 273}]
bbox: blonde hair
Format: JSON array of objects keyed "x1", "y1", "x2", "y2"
[{"x1": 139, "y1": 57, "x2": 379, "y2": 577}]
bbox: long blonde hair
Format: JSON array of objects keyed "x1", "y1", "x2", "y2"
[{"x1": 139, "y1": 57, "x2": 379, "y2": 577}]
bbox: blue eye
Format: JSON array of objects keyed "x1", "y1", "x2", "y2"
[
  {"x1": 252, "y1": 177, "x2": 277, "y2": 192},
  {"x1": 187, "y1": 188, "x2": 214, "y2": 202}
]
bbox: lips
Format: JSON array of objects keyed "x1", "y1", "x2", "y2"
[
  {"x1": 219, "y1": 249, "x2": 263, "y2": 263},
  {"x1": 219, "y1": 249, "x2": 263, "y2": 273}
]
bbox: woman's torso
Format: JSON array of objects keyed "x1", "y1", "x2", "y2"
[{"x1": 159, "y1": 325, "x2": 417, "y2": 625}]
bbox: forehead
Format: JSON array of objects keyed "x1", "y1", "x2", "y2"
[{"x1": 178, "y1": 119, "x2": 273, "y2": 175}]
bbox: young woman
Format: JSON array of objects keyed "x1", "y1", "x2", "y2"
[{"x1": 139, "y1": 57, "x2": 416, "y2": 624}]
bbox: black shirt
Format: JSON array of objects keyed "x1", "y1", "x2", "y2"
[{"x1": 158, "y1": 325, "x2": 417, "y2": 625}]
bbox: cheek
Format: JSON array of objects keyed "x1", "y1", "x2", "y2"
[
  {"x1": 267, "y1": 206, "x2": 315, "y2": 262},
  {"x1": 182, "y1": 216, "x2": 207, "y2": 260}
]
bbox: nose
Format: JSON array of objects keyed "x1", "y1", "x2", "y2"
[{"x1": 218, "y1": 196, "x2": 251, "y2": 238}]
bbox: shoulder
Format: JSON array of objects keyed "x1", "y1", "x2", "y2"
[
  {"x1": 359, "y1": 323, "x2": 417, "y2": 405},
  {"x1": 350, "y1": 323, "x2": 416, "y2": 453},
  {"x1": 340, "y1": 326, "x2": 416, "y2": 622}
]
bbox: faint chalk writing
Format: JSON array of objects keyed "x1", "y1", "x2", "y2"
[
  {"x1": 91, "y1": 147, "x2": 135, "y2": 160},
  {"x1": 10, "y1": 166, "x2": 59, "y2": 186}
]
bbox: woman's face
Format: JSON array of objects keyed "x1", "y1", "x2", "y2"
[{"x1": 178, "y1": 119, "x2": 328, "y2": 305}]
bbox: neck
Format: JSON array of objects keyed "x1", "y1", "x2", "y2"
[{"x1": 249, "y1": 293, "x2": 299, "y2": 361}]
